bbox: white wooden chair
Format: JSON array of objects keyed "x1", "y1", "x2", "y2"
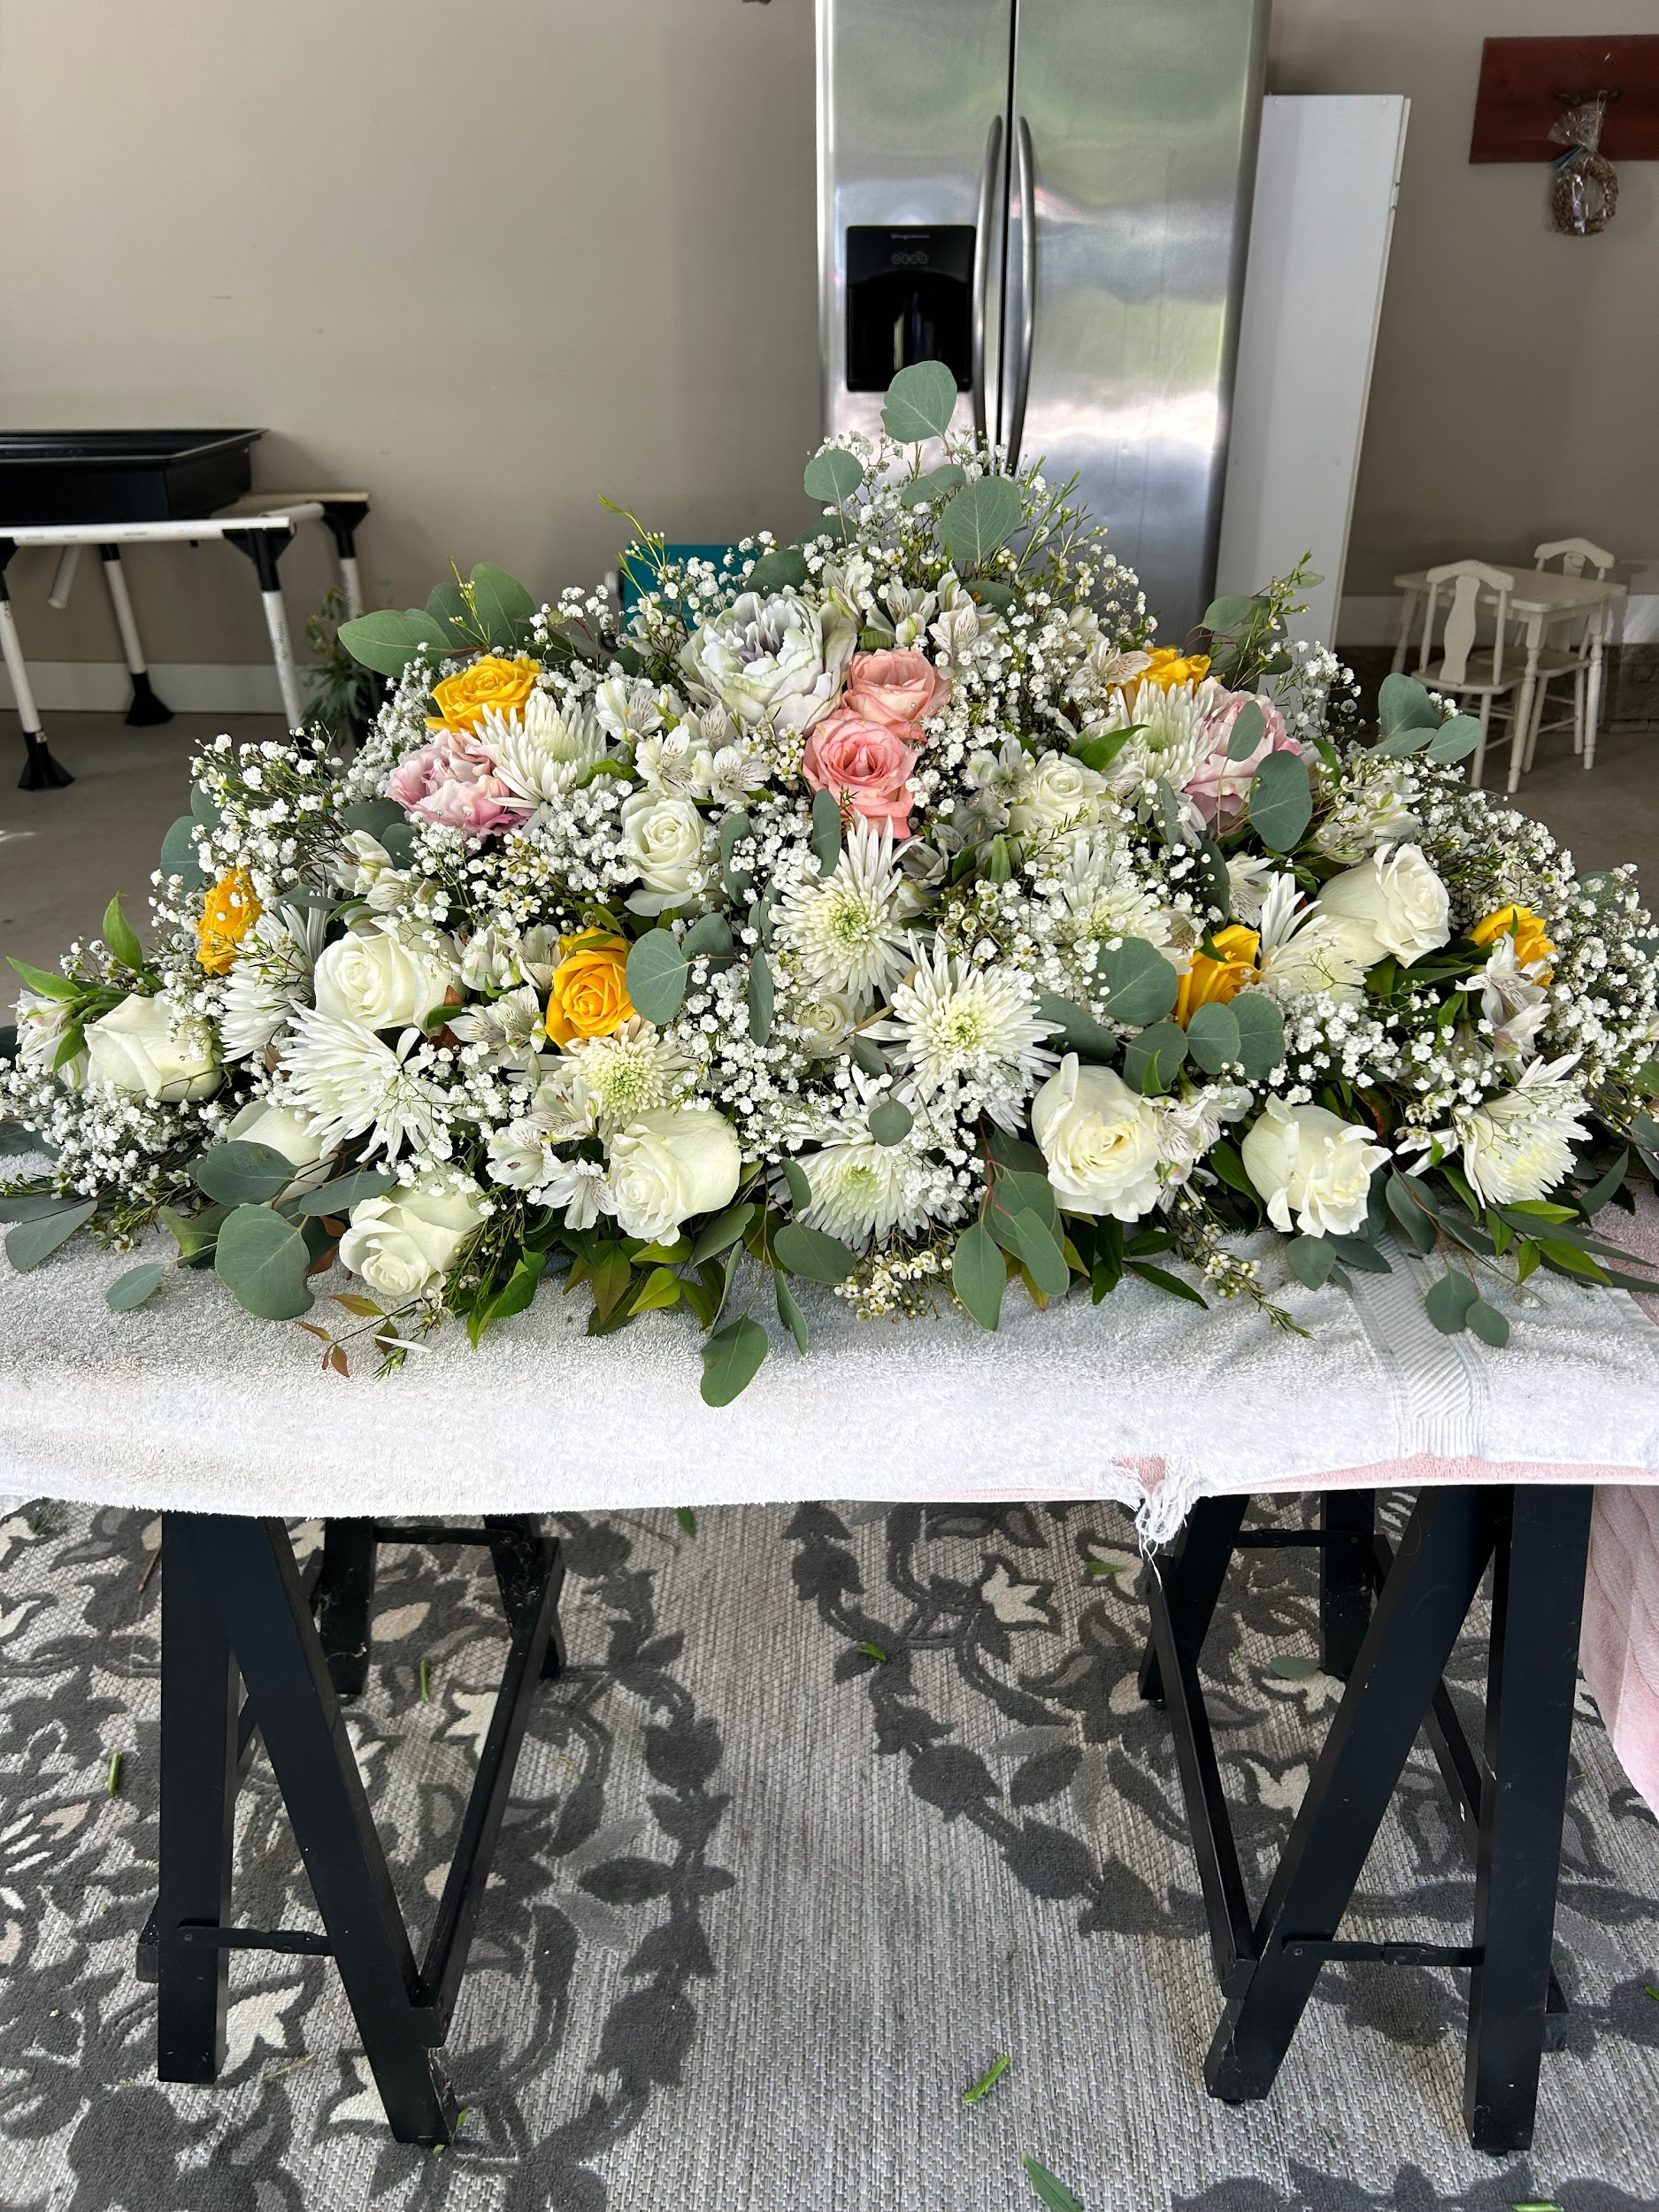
[
  {"x1": 1520, "y1": 537, "x2": 1617, "y2": 772},
  {"x1": 1417, "y1": 561, "x2": 1521, "y2": 787}
]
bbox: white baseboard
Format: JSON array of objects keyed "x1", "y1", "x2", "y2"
[
  {"x1": 0, "y1": 660, "x2": 289, "y2": 716},
  {"x1": 1339, "y1": 593, "x2": 1659, "y2": 651}
]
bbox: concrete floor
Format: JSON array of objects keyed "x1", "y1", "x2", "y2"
[{"x1": 2, "y1": 708, "x2": 1657, "y2": 980}]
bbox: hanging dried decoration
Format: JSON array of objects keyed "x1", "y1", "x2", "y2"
[{"x1": 1548, "y1": 94, "x2": 1619, "y2": 234}]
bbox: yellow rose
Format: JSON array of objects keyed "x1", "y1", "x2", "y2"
[
  {"x1": 1174, "y1": 924, "x2": 1259, "y2": 1025},
  {"x1": 1136, "y1": 645, "x2": 1212, "y2": 694},
  {"x1": 426, "y1": 655, "x2": 540, "y2": 734},
  {"x1": 1470, "y1": 903, "x2": 1555, "y2": 979},
  {"x1": 196, "y1": 868, "x2": 262, "y2": 976},
  {"x1": 545, "y1": 935, "x2": 634, "y2": 1045}
]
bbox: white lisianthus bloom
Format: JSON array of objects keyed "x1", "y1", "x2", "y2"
[
  {"x1": 339, "y1": 1179, "x2": 486, "y2": 1303},
  {"x1": 779, "y1": 819, "x2": 916, "y2": 1000},
  {"x1": 1254, "y1": 875, "x2": 1376, "y2": 1005},
  {"x1": 86, "y1": 995, "x2": 221, "y2": 1102},
  {"x1": 482, "y1": 689, "x2": 608, "y2": 804},
  {"x1": 311, "y1": 921, "x2": 457, "y2": 1032},
  {"x1": 1240, "y1": 1097, "x2": 1389, "y2": 1237},
  {"x1": 618, "y1": 792, "x2": 709, "y2": 915},
  {"x1": 1008, "y1": 750, "x2": 1110, "y2": 839},
  {"x1": 873, "y1": 940, "x2": 1059, "y2": 1128},
  {"x1": 605, "y1": 1107, "x2": 742, "y2": 1243},
  {"x1": 220, "y1": 906, "x2": 328, "y2": 1061},
  {"x1": 1455, "y1": 1056, "x2": 1591, "y2": 1207},
  {"x1": 678, "y1": 590, "x2": 854, "y2": 736},
  {"x1": 1313, "y1": 843, "x2": 1450, "y2": 965},
  {"x1": 223, "y1": 1097, "x2": 328, "y2": 1172},
  {"x1": 1031, "y1": 1055, "x2": 1163, "y2": 1220}
]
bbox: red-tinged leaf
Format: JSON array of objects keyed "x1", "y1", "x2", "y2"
[
  {"x1": 327, "y1": 1345, "x2": 349, "y2": 1376},
  {"x1": 296, "y1": 1321, "x2": 332, "y2": 1341},
  {"x1": 334, "y1": 1293, "x2": 383, "y2": 1316},
  {"x1": 306, "y1": 1241, "x2": 339, "y2": 1276}
]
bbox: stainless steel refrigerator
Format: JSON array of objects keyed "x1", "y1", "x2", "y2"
[{"x1": 818, "y1": 0, "x2": 1269, "y2": 641}]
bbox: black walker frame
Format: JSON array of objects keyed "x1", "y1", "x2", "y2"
[{"x1": 1138, "y1": 1481, "x2": 1592, "y2": 2155}]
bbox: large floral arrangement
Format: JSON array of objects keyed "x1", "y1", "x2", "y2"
[{"x1": 4, "y1": 362, "x2": 1658, "y2": 1400}]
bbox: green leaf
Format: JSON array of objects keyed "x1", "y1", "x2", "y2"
[
  {"x1": 1126, "y1": 1259, "x2": 1207, "y2": 1308},
  {"x1": 994, "y1": 1167, "x2": 1058, "y2": 1227},
  {"x1": 797, "y1": 515, "x2": 852, "y2": 550},
  {"x1": 158, "y1": 815, "x2": 207, "y2": 891},
  {"x1": 626, "y1": 930, "x2": 689, "y2": 1025},
  {"x1": 773, "y1": 1221, "x2": 857, "y2": 1285},
  {"x1": 469, "y1": 563, "x2": 534, "y2": 649},
  {"x1": 810, "y1": 787, "x2": 842, "y2": 876},
  {"x1": 1425, "y1": 714, "x2": 1482, "y2": 764},
  {"x1": 341, "y1": 797, "x2": 406, "y2": 840},
  {"x1": 426, "y1": 580, "x2": 473, "y2": 641},
  {"x1": 0, "y1": 1188, "x2": 76, "y2": 1223},
  {"x1": 101, "y1": 894, "x2": 144, "y2": 972},
  {"x1": 629, "y1": 1264, "x2": 683, "y2": 1315},
  {"x1": 850, "y1": 1033, "x2": 888, "y2": 1077},
  {"x1": 782, "y1": 1158, "x2": 813, "y2": 1212},
  {"x1": 1095, "y1": 936, "x2": 1179, "y2": 1027},
  {"x1": 803, "y1": 447, "x2": 864, "y2": 503},
  {"x1": 744, "y1": 546, "x2": 810, "y2": 594},
  {"x1": 774, "y1": 1268, "x2": 810, "y2": 1353},
  {"x1": 1023, "y1": 2155, "x2": 1085, "y2": 2212},
  {"x1": 868, "y1": 1099, "x2": 913, "y2": 1147},
  {"x1": 338, "y1": 608, "x2": 445, "y2": 677},
  {"x1": 682, "y1": 913, "x2": 733, "y2": 964},
  {"x1": 1225, "y1": 698, "x2": 1266, "y2": 761},
  {"x1": 1386, "y1": 1173, "x2": 1440, "y2": 1251},
  {"x1": 699, "y1": 1316, "x2": 770, "y2": 1406},
  {"x1": 1466, "y1": 1298, "x2": 1510, "y2": 1348},
  {"x1": 1425, "y1": 1269, "x2": 1479, "y2": 1333},
  {"x1": 1231, "y1": 992, "x2": 1286, "y2": 1079},
  {"x1": 213, "y1": 1205, "x2": 314, "y2": 1320},
  {"x1": 1538, "y1": 1238, "x2": 1612, "y2": 1284},
  {"x1": 193, "y1": 1141, "x2": 297, "y2": 1206},
  {"x1": 1377, "y1": 672, "x2": 1440, "y2": 735},
  {"x1": 951, "y1": 1220, "x2": 1006, "y2": 1330},
  {"x1": 690, "y1": 1202, "x2": 755, "y2": 1264},
  {"x1": 1248, "y1": 751, "x2": 1312, "y2": 852},
  {"x1": 986, "y1": 833, "x2": 1012, "y2": 883},
  {"x1": 1286, "y1": 1235, "x2": 1336, "y2": 1289},
  {"x1": 1268, "y1": 1653, "x2": 1322, "y2": 1679},
  {"x1": 1326, "y1": 1233, "x2": 1391, "y2": 1276},
  {"x1": 189, "y1": 782, "x2": 222, "y2": 829},
  {"x1": 290, "y1": 1168, "x2": 392, "y2": 1217},
  {"x1": 718, "y1": 809, "x2": 755, "y2": 897},
  {"x1": 5, "y1": 1198, "x2": 96, "y2": 1271},
  {"x1": 747, "y1": 951, "x2": 774, "y2": 1045},
  {"x1": 937, "y1": 475, "x2": 1023, "y2": 568},
  {"x1": 1577, "y1": 1150, "x2": 1628, "y2": 1221},
  {"x1": 6, "y1": 956, "x2": 79, "y2": 1002},
  {"x1": 1185, "y1": 1000, "x2": 1240, "y2": 1074},
  {"x1": 1372, "y1": 725, "x2": 1433, "y2": 759},
  {"x1": 1202, "y1": 595, "x2": 1255, "y2": 630},
  {"x1": 881, "y1": 359, "x2": 958, "y2": 443},
  {"x1": 1194, "y1": 835, "x2": 1232, "y2": 919},
  {"x1": 1071, "y1": 726, "x2": 1136, "y2": 774},
  {"x1": 896, "y1": 462, "x2": 966, "y2": 508},
  {"x1": 160, "y1": 1202, "x2": 227, "y2": 1263},
  {"x1": 997, "y1": 1208, "x2": 1071, "y2": 1298},
  {"x1": 674, "y1": 1505, "x2": 698, "y2": 1537},
  {"x1": 1036, "y1": 995, "x2": 1118, "y2": 1064},
  {"x1": 1124, "y1": 1021, "x2": 1187, "y2": 1096},
  {"x1": 105, "y1": 1261, "x2": 166, "y2": 1313}
]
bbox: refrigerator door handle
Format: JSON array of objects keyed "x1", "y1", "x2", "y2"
[
  {"x1": 971, "y1": 112, "x2": 1003, "y2": 448},
  {"x1": 1006, "y1": 114, "x2": 1035, "y2": 472}
]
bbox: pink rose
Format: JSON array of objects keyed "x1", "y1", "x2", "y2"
[
  {"x1": 1183, "y1": 692, "x2": 1302, "y2": 831},
  {"x1": 841, "y1": 648, "x2": 952, "y2": 732},
  {"x1": 801, "y1": 708, "x2": 922, "y2": 836},
  {"x1": 387, "y1": 733, "x2": 532, "y2": 840}
]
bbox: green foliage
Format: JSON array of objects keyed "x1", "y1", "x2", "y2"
[
  {"x1": 213, "y1": 1205, "x2": 314, "y2": 1320},
  {"x1": 938, "y1": 476, "x2": 1023, "y2": 568},
  {"x1": 773, "y1": 1221, "x2": 857, "y2": 1285},
  {"x1": 157, "y1": 816, "x2": 207, "y2": 893},
  {"x1": 952, "y1": 1220, "x2": 1007, "y2": 1330},
  {"x1": 101, "y1": 895, "x2": 144, "y2": 972},
  {"x1": 192, "y1": 1141, "x2": 296, "y2": 1206},
  {"x1": 107, "y1": 1261, "x2": 165, "y2": 1311},
  {"x1": 810, "y1": 787, "x2": 842, "y2": 876},
  {"x1": 803, "y1": 448, "x2": 864, "y2": 503},
  {"x1": 338, "y1": 606, "x2": 451, "y2": 678},
  {"x1": 1036, "y1": 995, "x2": 1118, "y2": 1063},
  {"x1": 896, "y1": 463, "x2": 965, "y2": 509},
  {"x1": 745, "y1": 546, "x2": 810, "y2": 594},
  {"x1": 1201, "y1": 557, "x2": 1318, "y2": 690},
  {"x1": 881, "y1": 360, "x2": 958, "y2": 443},
  {"x1": 303, "y1": 585, "x2": 388, "y2": 740},
  {"x1": 700, "y1": 1317, "x2": 769, "y2": 1406},
  {"x1": 1095, "y1": 937, "x2": 1179, "y2": 1026},
  {"x1": 4, "y1": 1198, "x2": 96, "y2": 1271},
  {"x1": 1124, "y1": 1020, "x2": 1188, "y2": 1095},
  {"x1": 626, "y1": 930, "x2": 689, "y2": 1025},
  {"x1": 1184, "y1": 1000, "x2": 1240, "y2": 1074},
  {"x1": 747, "y1": 951, "x2": 774, "y2": 1045},
  {"x1": 1248, "y1": 751, "x2": 1312, "y2": 852},
  {"x1": 868, "y1": 1100, "x2": 913, "y2": 1147}
]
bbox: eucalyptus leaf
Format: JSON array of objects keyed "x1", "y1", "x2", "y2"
[
  {"x1": 747, "y1": 951, "x2": 774, "y2": 1045},
  {"x1": 1268, "y1": 1653, "x2": 1322, "y2": 1680},
  {"x1": 339, "y1": 608, "x2": 444, "y2": 678},
  {"x1": 1194, "y1": 835, "x2": 1232, "y2": 919},
  {"x1": 157, "y1": 815, "x2": 207, "y2": 891},
  {"x1": 782, "y1": 1158, "x2": 813, "y2": 1212},
  {"x1": 937, "y1": 475, "x2": 1023, "y2": 568},
  {"x1": 1386, "y1": 1172, "x2": 1440, "y2": 1251},
  {"x1": 1184, "y1": 999, "x2": 1240, "y2": 1074},
  {"x1": 796, "y1": 515, "x2": 852, "y2": 549},
  {"x1": 107, "y1": 1261, "x2": 165, "y2": 1312},
  {"x1": 774, "y1": 1269, "x2": 810, "y2": 1355},
  {"x1": 689, "y1": 1202, "x2": 755, "y2": 1264},
  {"x1": 850, "y1": 1034, "x2": 889, "y2": 1078},
  {"x1": 469, "y1": 563, "x2": 534, "y2": 649},
  {"x1": 1124, "y1": 1021, "x2": 1188, "y2": 1096},
  {"x1": 1377, "y1": 671, "x2": 1440, "y2": 735},
  {"x1": 803, "y1": 447, "x2": 864, "y2": 503},
  {"x1": 625, "y1": 931, "x2": 689, "y2": 1025},
  {"x1": 1036, "y1": 994, "x2": 1118, "y2": 1063},
  {"x1": 192, "y1": 1141, "x2": 296, "y2": 1207},
  {"x1": 897, "y1": 462, "x2": 966, "y2": 508},
  {"x1": 1425, "y1": 714, "x2": 1482, "y2": 764},
  {"x1": 868, "y1": 1099, "x2": 913, "y2": 1147},
  {"x1": 881, "y1": 359, "x2": 958, "y2": 443},
  {"x1": 1372, "y1": 725, "x2": 1433, "y2": 759},
  {"x1": 1425, "y1": 1268, "x2": 1479, "y2": 1334},
  {"x1": 1000, "y1": 1208, "x2": 1071, "y2": 1297},
  {"x1": 4, "y1": 1198, "x2": 96, "y2": 1271},
  {"x1": 683, "y1": 911, "x2": 734, "y2": 962},
  {"x1": 1248, "y1": 751, "x2": 1312, "y2": 852},
  {"x1": 189, "y1": 783, "x2": 222, "y2": 829},
  {"x1": 810, "y1": 787, "x2": 842, "y2": 876},
  {"x1": 773, "y1": 1221, "x2": 857, "y2": 1286},
  {"x1": 291, "y1": 1168, "x2": 396, "y2": 1217},
  {"x1": 744, "y1": 547, "x2": 809, "y2": 594},
  {"x1": 718, "y1": 810, "x2": 755, "y2": 897},
  {"x1": 213, "y1": 1204, "x2": 315, "y2": 1321},
  {"x1": 1326, "y1": 1233, "x2": 1391, "y2": 1276},
  {"x1": 426, "y1": 580, "x2": 472, "y2": 641},
  {"x1": 1095, "y1": 936, "x2": 1179, "y2": 1026},
  {"x1": 1225, "y1": 698, "x2": 1266, "y2": 762},
  {"x1": 341, "y1": 798, "x2": 407, "y2": 840},
  {"x1": 0, "y1": 1189, "x2": 81, "y2": 1224},
  {"x1": 699, "y1": 1317, "x2": 770, "y2": 1407},
  {"x1": 1286, "y1": 1235, "x2": 1336, "y2": 1289},
  {"x1": 1466, "y1": 1298, "x2": 1510, "y2": 1348},
  {"x1": 951, "y1": 1219, "x2": 1006, "y2": 1330},
  {"x1": 1202, "y1": 595, "x2": 1255, "y2": 630},
  {"x1": 1231, "y1": 992, "x2": 1286, "y2": 1079}
]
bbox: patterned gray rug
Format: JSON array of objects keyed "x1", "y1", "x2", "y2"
[{"x1": 3, "y1": 1494, "x2": 1659, "y2": 2212}]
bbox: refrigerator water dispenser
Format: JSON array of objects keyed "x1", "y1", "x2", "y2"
[{"x1": 845, "y1": 226, "x2": 975, "y2": 392}]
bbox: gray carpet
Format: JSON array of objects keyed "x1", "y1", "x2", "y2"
[{"x1": 3, "y1": 1494, "x2": 1659, "y2": 2211}]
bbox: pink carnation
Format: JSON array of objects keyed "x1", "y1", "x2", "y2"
[
  {"x1": 841, "y1": 647, "x2": 952, "y2": 731},
  {"x1": 801, "y1": 708, "x2": 922, "y2": 837},
  {"x1": 387, "y1": 733, "x2": 532, "y2": 839},
  {"x1": 1183, "y1": 691, "x2": 1302, "y2": 831}
]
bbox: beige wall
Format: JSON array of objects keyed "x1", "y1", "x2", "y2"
[{"x1": 0, "y1": 0, "x2": 1652, "y2": 665}]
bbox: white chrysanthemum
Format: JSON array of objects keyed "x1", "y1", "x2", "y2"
[
  {"x1": 481, "y1": 689, "x2": 608, "y2": 804},
  {"x1": 874, "y1": 940, "x2": 1058, "y2": 1125},
  {"x1": 220, "y1": 905, "x2": 326, "y2": 1062},
  {"x1": 276, "y1": 1007, "x2": 449, "y2": 1160},
  {"x1": 779, "y1": 820, "x2": 915, "y2": 999},
  {"x1": 1045, "y1": 831, "x2": 1175, "y2": 953},
  {"x1": 800, "y1": 1139, "x2": 930, "y2": 1247},
  {"x1": 1455, "y1": 1055, "x2": 1591, "y2": 1207},
  {"x1": 559, "y1": 1018, "x2": 693, "y2": 1133},
  {"x1": 1255, "y1": 873, "x2": 1373, "y2": 1005},
  {"x1": 1092, "y1": 676, "x2": 1221, "y2": 796}
]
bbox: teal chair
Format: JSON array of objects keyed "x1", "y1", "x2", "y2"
[{"x1": 618, "y1": 541, "x2": 744, "y2": 613}]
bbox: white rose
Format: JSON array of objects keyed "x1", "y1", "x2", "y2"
[
  {"x1": 605, "y1": 1107, "x2": 742, "y2": 1243},
  {"x1": 1009, "y1": 751, "x2": 1110, "y2": 839},
  {"x1": 1240, "y1": 1097, "x2": 1389, "y2": 1237},
  {"x1": 1031, "y1": 1055, "x2": 1163, "y2": 1220},
  {"x1": 794, "y1": 987, "x2": 862, "y2": 1058},
  {"x1": 1313, "y1": 843, "x2": 1450, "y2": 964},
  {"x1": 678, "y1": 590, "x2": 854, "y2": 735},
  {"x1": 618, "y1": 793, "x2": 708, "y2": 915},
  {"x1": 224, "y1": 1097, "x2": 328, "y2": 1171},
  {"x1": 85, "y1": 995, "x2": 221, "y2": 1102},
  {"x1": 312, "y1": 922, "x2": 457, "y2": 1032},
  {"x1": 338, "y1": 1178, "x2": 486, "y2": 1302}
]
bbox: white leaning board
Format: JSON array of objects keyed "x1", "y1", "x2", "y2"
[{"x1": 1216, "y1": 94, "x2": 1409, "y2": 649}]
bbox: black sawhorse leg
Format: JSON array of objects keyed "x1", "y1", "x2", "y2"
[
  {"x1": 1140, "y1": 1484, "x2": 1591, "y2": 2154},
  {"x1": 150, "y1": 1511, "x2": 565, "y2": 2144}
]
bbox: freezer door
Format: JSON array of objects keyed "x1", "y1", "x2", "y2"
[
  {"x1": 819, "y1": 0, "x2": 1015, "y2": 452},
  {"x1": 1006, "y1": 0, "x2": 1268, "y2": 641}
]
